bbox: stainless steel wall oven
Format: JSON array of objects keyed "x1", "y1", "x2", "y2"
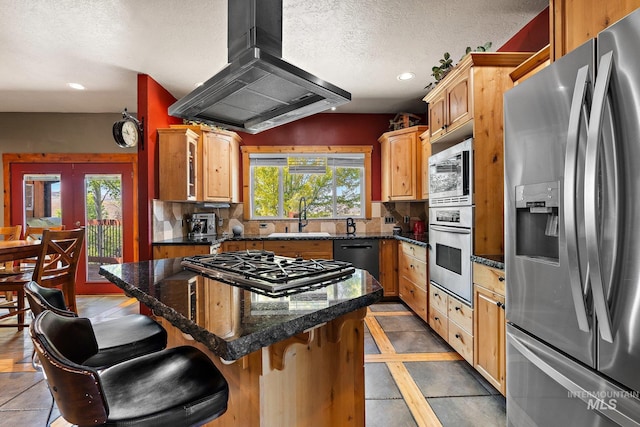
[{"x1": 429, "y1": 205, "x2": 473, "y2": 305}]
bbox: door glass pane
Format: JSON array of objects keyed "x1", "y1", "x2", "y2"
[
  {"x1": 85, "y1": 174, "x2": 123, "y2": 282},
  {"x1": 23, "y1": 174, "x2": 63, "y2": 228}
]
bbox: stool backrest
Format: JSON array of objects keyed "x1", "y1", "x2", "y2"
[
  {"x1": 30, "y1": 311, "x2": 107, "y2": 425},
  {"x1": 24, "y1": 281, "x2": 76, "y2": 317},
  {"x1": 24, "y1": 225, "x2": 65, "y2": 240}
]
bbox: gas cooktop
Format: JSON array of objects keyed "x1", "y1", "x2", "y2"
[{"x1": 181, "y1": 250, "x2": 356, "y2": 297}]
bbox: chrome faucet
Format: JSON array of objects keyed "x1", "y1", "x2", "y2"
[{"x1": 298, "y1": 197, "x2": 308, "y2": 232}]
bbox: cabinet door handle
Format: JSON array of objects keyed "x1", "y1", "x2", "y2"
[
  {"x1": 434, "y1": 292, "x2": 439, "y2": 297},
  {"x1": 496, "y1": 301, "x2": 502, "y2": 308},
  {"x1": 455, "y1": 333, "x2": 460, "y2": 339},
  {"x1": 498, "y1": 276, "x2": 505, "y2": 282},
  {"x1": 455, "y1": 306, "x2": 461, "y2": 311},
  {"x1": 434, "y1": 316, "x2": 440, "y2": 321}
]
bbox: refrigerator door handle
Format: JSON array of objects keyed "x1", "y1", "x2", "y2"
[
  {"x1": 509, "y1": 329, "x2": 640, "y2": 427},
  {"x1": 585, "y1": 50, "x2": 617, "y2": 343},
  {"x1": 564, "y1": 65, "x2": 591, "y2": 332}
]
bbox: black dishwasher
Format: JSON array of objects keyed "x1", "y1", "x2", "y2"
[{"x1": 333, "y1": 239, "x2": 379, "y2": 280}]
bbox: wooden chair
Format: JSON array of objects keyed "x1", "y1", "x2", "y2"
[
  {"x1": 31, "y1": 310, "x2": 229, "y2": 427},
  {"x1": 24, "y1": 225, "x2": 65, "y2": 241},
  {"x1": 0, "y1": 225, "x2": 23, "y2": 321},
  {"x1": 18, "y1": 224, "x2": 65, "y2": 271},
  {"x1": 0, "y1": 228, "x2": 84, "y2": 329}
]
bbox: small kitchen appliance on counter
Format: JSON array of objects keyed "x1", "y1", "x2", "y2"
[{"x1": 185, "y1": 213, "x2": 216, "y2": 238}]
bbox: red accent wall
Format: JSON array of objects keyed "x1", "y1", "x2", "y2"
[
  {"x1": 137, "y1": 74, "x2": 181, "y2": 261},
  {"x1": 239, "y1": 113, "x2": 394, "y2": 201},
  {"x1": 498, "y1": 7, "x2": 549, "y2": 52}
]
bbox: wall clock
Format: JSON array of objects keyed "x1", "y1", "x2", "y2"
[{"x1": 113, "y1": 109, "x2": 143, "y2": 148}]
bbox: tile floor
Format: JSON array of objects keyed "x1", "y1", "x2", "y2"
[{"x1": 0, "y1": 297, "x2": 506, "y2": 426}]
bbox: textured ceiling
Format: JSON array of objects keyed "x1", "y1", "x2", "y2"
[{"x1": 0, "y1": 0, "x2": 548, "y2": 115}]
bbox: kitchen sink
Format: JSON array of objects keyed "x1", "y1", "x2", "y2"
[{"x1": 267, "y1": 232, "x2": 331, "y2": 238}]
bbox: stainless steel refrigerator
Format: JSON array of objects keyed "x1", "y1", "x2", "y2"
[{"x1": 504, "y1": 8, "x2": 640, "y2": 426}]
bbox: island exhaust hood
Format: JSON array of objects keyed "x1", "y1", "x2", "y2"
[{"x1": 168, "y1": 0, "x2": 351, "y2": 134}]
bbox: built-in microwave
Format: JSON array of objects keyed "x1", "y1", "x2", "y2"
[{"x1": 429, "y1": 138, "x2": 473, "y2": 206}]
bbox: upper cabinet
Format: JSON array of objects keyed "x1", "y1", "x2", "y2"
[
  {"x1": 159, "y1": 125, "x2": 242, "y2": 203},
  {"x1": 550, "y1": 0, "x2": 640, "y2": 61},
  {"x1": 426, "y1": 64, "x2": 472, "y2": 144},
  {"x1": 158, "y1": 128, "x2": 198, "y2": 201},
  {"x1": 378, "y1": 125, "x2": 428, "y2": 201},
  {"x1": 424, "y1": 52, "x2": 532, "y2": 255}
]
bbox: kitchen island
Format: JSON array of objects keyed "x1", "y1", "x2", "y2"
[{"x1": 100, "y1": 258, "x2": 383, "y2": 427}]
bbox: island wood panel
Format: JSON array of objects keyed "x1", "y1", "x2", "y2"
[{"x1": 159, "y1": 307, "x2": 367, "y2": 427}]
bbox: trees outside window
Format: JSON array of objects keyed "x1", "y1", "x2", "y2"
[{"x1": 250, "y1": 154, "x2": 364, "y2": 219}]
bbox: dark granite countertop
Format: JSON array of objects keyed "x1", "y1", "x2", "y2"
[
  {"x1": 471, "y1": 255, "x2": 505, "y2": 270},
  {"x1": 99, "y1": 259, "x2": 383, "y2": 361},
  {"x1": 153, "y1": 232, "x2": 428, "y2": 247}
]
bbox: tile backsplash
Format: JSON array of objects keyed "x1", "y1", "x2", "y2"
[{"x1": 152, "y1": 199, "x2": 428, "y2": 241}]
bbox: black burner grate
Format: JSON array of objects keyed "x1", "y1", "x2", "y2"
[{"x1": 181, "y1": 250, "x2": 356, "y2": 296}]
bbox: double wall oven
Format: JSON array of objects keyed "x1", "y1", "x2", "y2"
[{"x1": 428, "y1": 138, "x2": 474, "y2": 305}]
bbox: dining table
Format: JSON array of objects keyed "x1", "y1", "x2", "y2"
[{"x1": 0, "y1": 240, "x2": 41, "y2": 263}]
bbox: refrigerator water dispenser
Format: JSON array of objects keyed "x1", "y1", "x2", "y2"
[{"x1": 515, "y1": 181, "x2": 560, "y2": 262}]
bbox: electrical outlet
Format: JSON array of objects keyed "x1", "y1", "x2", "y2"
[
  {"x1": 384, "y1": 216, "x2": 395, "y2": 224},
  {"x1": 259, "y1": 223, "x2": 267, "y2": 229},
  {"x1": 403, "y1": 216, "x2": 410, "y2": 223}
]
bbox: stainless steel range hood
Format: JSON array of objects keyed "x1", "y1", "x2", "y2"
[{"x1": 168, "y1": 0, "x2": 351, "y2": 134}]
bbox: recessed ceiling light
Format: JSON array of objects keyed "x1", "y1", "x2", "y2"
[
  {"x1": 67, "y1": 82, "x2": 86, "y2": 90},
  {"x1": 330, "y1": 107, "x2": 337, "y2": 111},
  {"x1": 397, "y1": 72, "x2": 415, "y2": 81},
  {"x1": 194, "y1": 82, "x2": 204, "y2": 88}
]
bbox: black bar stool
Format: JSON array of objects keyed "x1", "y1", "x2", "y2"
[
  {"x1": 31, "y1": 310, "x2": 229, "y2": 427},
  {"x1": 25, "y1": 281, "x2": 167, "y2": 368}
]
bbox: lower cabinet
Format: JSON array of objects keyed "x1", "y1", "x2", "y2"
[
  {"x1": 263, "y1": 240, "x2": 332, "y2": 259},
  {"x1": 473, "y1": 262, "x2": 506, "y2": 395},
  {"x1": 379, "y1": 239, "x2": 398, "y2": 297},
  {"x1": 398, "y1": 241, "x2": 427, "y2": 321},
  {"x1": 152, "y1": 244, "x2": 213, "y2": 259},
  {"x1": 222, "y1": 240, "x2": 263, "y2": 252},
  {"x1": 428, "y1": 283, "x2": 474, "y2": 365}
]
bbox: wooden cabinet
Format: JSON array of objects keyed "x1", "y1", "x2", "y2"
[
  {"x1": 153, "y1": 244, "x2": 212, "y2": 259},
  {"x1": 424, "y1": 52, "x2": 531, "y2": 255},
  {"x1": 398, "y1": 241, "x2": 427, "y2": 321},
  {"x1": 169, "y1": 125, "x2": 242, "y2": 203},
  {"x1": 510, "y1": 45, "x2": 551, "y2": 85},
  {"x1": 378, "y1": 239, "x2": 398, "y2": 297},
  {"x1": 158, "y1": 128, "x2": 198, "y2": 201},
  {"x1": 550, "y1": 0, "x2": 640, "y2": 61},
  {"x1": 428, "y1": 283, "x2": 474, "y2": 365},
  {"x1": 221, "y1": 240, "x2": 263, "y2": 252},
  {"x1": 419, "y1": 130, "x2": 431, "y2": 200},
  {"x1": 426, "y1": 65, "x2": 472, "y2": 144},
  {"x1": 473, "y1": 262, "x2": 506, "y2": 395},
  {"x1": 378, "y1": 126, "x2": 429, "y2": 201},
  {"x1": 263, "y1": 240, "x2": 332, "y2": 259}
]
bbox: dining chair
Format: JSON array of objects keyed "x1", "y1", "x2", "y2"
[
  {"x1": 24, "y1": 281, "x2": 167, "y2": 368},
  {"x1": 31, "y1": 310, "x2": 229, "y2": 427},
  {"x1": 0, "y1": 225, "x2": 23, "y2": 320},
  {"x1": 0, "y1": 228, "x2": 84, "y2": 329},
  {"x1": 18, "y1": 224, "x2": 65, "y2": 271}
]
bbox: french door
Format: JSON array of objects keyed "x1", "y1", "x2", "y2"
[{"x1": 7, "y1": 157, "x2": 136, "y2": 295}]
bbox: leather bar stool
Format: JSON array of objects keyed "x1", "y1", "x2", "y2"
[
  {"x1": 25, "y1": 281, "x2": 167, "y2": 368},
  {"x1": 31, "y1": 310, "x2": 229, "y2": 427}
]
